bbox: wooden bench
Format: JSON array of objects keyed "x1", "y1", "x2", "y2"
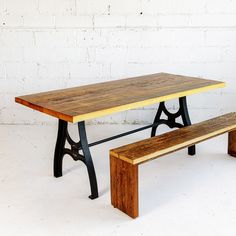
[{"x1": 110, "y1": 113, "x2": 236, "y2": 218}]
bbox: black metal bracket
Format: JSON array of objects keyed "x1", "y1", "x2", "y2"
[
  {"x1": 53, "y1": 96, "x2": 195, "y2": 200},
  {"x1": 54, "y1": 120, "x2": 98, "y2": 200},
  {"x1": 151, "y1": 96, "x2": 196, "y2": 155}
]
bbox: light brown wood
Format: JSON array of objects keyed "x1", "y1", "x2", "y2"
[
  {"x1": 228, "y1": 130, "x2": 236, "y2": 157},
  {"x1": 15, "y1": 73, "x2": 225, "y2": 123},
  {"x1": 111, "y1": 113, "x2": 236, "y2": 165},
  {"x1": 110, "y1": 113, "x2": 236, "y2": 218},
  {"x1": 110, "y1": 155, "x2": 138, "y2": 218}
]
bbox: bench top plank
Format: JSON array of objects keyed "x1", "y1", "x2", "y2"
[
  {"x1": 110, "y1": 113, "x2": 236, "y2": 165},
  {"x1": 15, "y1": 73, "x2": 225, "y2": 123}
]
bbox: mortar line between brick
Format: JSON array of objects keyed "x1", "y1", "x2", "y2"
[{"x1": 2, "y1": 26, "x2": 236, "y2": 30}]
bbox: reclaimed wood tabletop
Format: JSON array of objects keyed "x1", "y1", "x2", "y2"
[{"x1": 15, "y1": 73, "x2": 225, "y2": 123}]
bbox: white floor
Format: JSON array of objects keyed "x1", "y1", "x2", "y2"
[{"x1": 1, "y1": 124, "x2": 236, "y2": 236}]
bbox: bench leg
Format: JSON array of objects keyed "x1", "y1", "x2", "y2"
[
  {"x1": 228, "y1": 130, "x2": 236, "y2": 157},
  {"x1": 110, "y1": 155, "x2": 139, "y2": 218}
]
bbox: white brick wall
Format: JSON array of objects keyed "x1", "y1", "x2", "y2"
[{"x1": 0, "y1": 0, "x2": 236, "y2": 125}]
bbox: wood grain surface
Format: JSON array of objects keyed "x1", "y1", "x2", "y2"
[
  {"x1": 110, "y1": 155, "x2": 138, "y2": 218},
  {"x1": 228, "y1": 130, "x2": 236, "y2": 157},
  {"x1": 110, "y1": 113, "x2": 236, "y2": 165},
  {"x1": 15, "y1": 73, "x2": 225, "y2": 123}
]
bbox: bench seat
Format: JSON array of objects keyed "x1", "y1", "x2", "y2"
[{"x1": 110, "y1": 112, "x2": 236, "y2": 218}]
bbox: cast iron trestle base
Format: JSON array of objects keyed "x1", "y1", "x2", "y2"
[
  {"x1": 151, "y1": 96, "x2": 196, "y2": 155},
  {"x1": 54, "y1": 120, "x2": 98, "y2": 200},
  {"x1": 53, "y1": 96, "x2": 195, "y2": 200}
]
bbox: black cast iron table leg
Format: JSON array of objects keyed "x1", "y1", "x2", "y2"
[
  {"x1": 54, "y1": 119, "x2": 67, "y2": 178},
  {"x1": 54, "y1": 119, "x2": 98, "y2": 199},
  {"x1": 78, "y1": 121, "x2": 98, "y2": 199},
  {"x1": 179, "y1": 97, "x2": 196, "y2": 155},
  {"x1": 151, "y1": 96, "x2": 196, "y2": 156},
  {"x1": 53, "y1": 96, "x2": 195, "y2": 200}
]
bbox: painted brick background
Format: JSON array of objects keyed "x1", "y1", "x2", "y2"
[{"x1": 0, "y1": 0, "x2": 236, "y2": 125}]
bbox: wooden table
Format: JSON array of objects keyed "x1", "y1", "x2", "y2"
[{"x1": 15, "y1": 73, "x2": 225, "y2": 199}]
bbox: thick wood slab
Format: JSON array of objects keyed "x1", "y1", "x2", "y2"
[
  {"x1": 110, "y1": 155, "x2": 138, "y2": 218},
  {"x1": 228, "y1": 130, "x2": 236, "y2": 157},
  {"x1": 110, "y1": 113, "x2": 236, "y2": 165},
  {"x1": 15, "y1": 73, "x2": 225, "y2": 123}
]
